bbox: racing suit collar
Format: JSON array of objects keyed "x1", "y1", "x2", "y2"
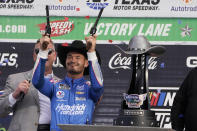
[{"x1": 65, "y1": 76, "x2": 85, "y2": 84}]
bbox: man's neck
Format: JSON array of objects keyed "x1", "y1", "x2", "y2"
[{"x1": 67, "y1": 73, "x2": 83, "y2": 79}]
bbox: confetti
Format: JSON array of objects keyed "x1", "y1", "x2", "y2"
[
  {"x1": 15, "y1": 63, "x2": 18, "y2": 68},
  {"x1": 115, "y1": 71, "x2": 119, "y2": 74},
  {"x1": 62, "y1": 43, "x2": 69, "y2": 47},
  {"x1": 12, "y1": 46, "x2": 16, "y2": 50},
  {"x1": 64, "y1": 17, "x2": 69, "y2": 21},
  {"x1": 76, "y1": 8, "x2": 80, "y2": 11},
  {"x1": 85, "y1": 16, "x2": 90, "y2": 19},
  {"x1": 178, "y1": 20, "x2": 182, "y2": 24},
  {"x1": 160, "y1": 63, "x2": 165, "y2": 68},
  {"x1": 3, "y1": 58, "x2": 9, "y2": 63},
  {"x1": 108, "y1": 40, "x2": 113, "y2": 43}
]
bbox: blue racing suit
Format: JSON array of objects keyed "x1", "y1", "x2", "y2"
[{"x1": 32, "y1": 50, "x2": 103, "y2": 131}]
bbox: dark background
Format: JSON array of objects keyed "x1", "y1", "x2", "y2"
[{"x1": 0, "y1": 42, "x2": 195, "y2": 129}]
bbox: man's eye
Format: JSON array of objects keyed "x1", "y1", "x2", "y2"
[{"x1": 67, "y1": 56, "x2": 72, "y2": 59}]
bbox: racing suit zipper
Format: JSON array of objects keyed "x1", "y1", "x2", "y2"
[
  {"x1": 68, "y1": 80, "x2": 72, "y2": 124},
  {"x1": 69, "y1": 79, "x2": 75, "y2": 123}
]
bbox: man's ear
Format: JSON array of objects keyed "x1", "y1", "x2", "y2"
[{"x1": 84, "y1": 59, "x2": 89, "y2": 68}]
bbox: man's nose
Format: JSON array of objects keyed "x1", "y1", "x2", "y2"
[{"x1": 71, "y1": 57, "x2": 77, "y2": 62}]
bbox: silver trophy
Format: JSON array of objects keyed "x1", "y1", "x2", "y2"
[{"x1": 113, "y1": 36, "x2": 166, "y2": 127}]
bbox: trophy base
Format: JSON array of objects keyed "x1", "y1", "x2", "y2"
[{"x1": 113, "y1": 109, "x2": 159, "y2": 127}]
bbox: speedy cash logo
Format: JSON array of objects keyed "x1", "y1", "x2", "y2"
[
  {"x1": 113, "y1": 0, "x2": 160, "y2": 11},
  {"x1": 37, "y1": 17, "x2": 74, "y2": 37},
  {"x1": 108, "y1": 53, "x2": 165, "y2": 70},
  {"x1": 86, "y1": 0, "x2": 109, "y2": 10}
]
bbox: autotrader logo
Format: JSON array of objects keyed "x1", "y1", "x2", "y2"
[
  {"x1": 171, "y1": 0, "x2": 196, "y2": 12},
  {"x1": 86, "y1": 0, "x2": 109, "y2": 10}
]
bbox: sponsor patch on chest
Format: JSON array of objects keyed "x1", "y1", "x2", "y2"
[
  {"x1": 50, "y1": 78, "x2": 59, "y2": 83},
  {"x1": 58, "y1": 83, "x2": 70, "y2": 90},
  {"x1": 75, "y1": 97, "x2": 86, "y2": 101},
  {"x1": 56, "y1": 103, "x2": 86, "y2": 115},
  {"x1": 76, "y1": 85, "x2": 85, "y2": 90},
  {"x1": 76, "y1": 91, "x2": 85, "y2": 95},
  {"x1": 56, "y1": 91, "x2": 65, "y2": 99}
]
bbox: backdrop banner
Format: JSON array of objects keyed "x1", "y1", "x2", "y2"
[
  {"x1": 0, "y1": 0, "x2": 197, "y2": 18},
  {"x1": 0, "y1": 16, "x2": 196, "y2": 42}
]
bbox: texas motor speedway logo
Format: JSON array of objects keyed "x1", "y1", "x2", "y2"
[
  {"x1": 0, "y1": 0, "x2": 34, "y2": 9},
  {"x1": 113, "y1": 0, "x2": 160, "y2": 11},
  {"x1": 86, "y1": 0, "x2": 109, "y2": 10}
]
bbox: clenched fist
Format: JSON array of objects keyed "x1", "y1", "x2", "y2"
[
  {"x1": 12, "y1": 80, "x2": 30, "y2": 99},
  {"x1": 40, "y1": 35, "x2": 52, "y2": 51},
  {"x1": 85, "y1": 34, "x2": 97, "y2": 52}
]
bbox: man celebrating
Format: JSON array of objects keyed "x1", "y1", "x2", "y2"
[{"x1": 32, "y1": 35, "x2": 103, "y2": 131}]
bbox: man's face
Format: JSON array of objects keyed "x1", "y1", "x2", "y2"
[
  {"x1": 66, "y1": 52, "x2": 88, "y2": 75},
  {"x1": 33, "y1": 42, "x2": 56, "y2": 68}
]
